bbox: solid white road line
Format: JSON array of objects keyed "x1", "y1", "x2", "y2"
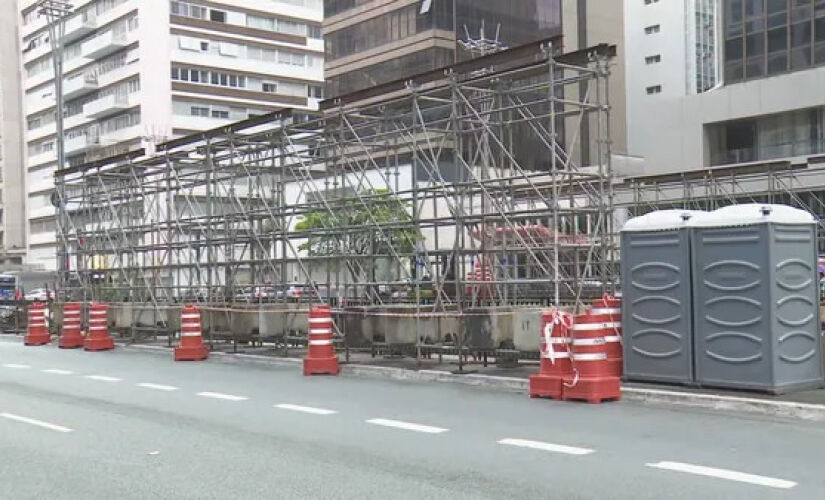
[
  {"x1": 275, "y1": 403, "x2": 337, "y2": 415},
  {"x1": 84, "y1": 375, "x2": 121, "y2": 382},
  {"x1": 0, "y1": 413, "x2": 73, "y2": 433},
  {"x1": 3, "y1": 364, "x2": 31, "y2": 369},
  {"x1": 196, "y1": 392, "x2": 248, "y2": 401},
  {"x1": 42, "y1": 369, "x2": 74, "y2": 375},
  {"x1": 137, "y1": 383, "x2": 178, "y2": 392},
  {"x1": 365, "y1": 418, "x2": 448, "y2": 434},
  {"x1": 646, "y1": 461, "x2": 797, "y2": 489},
  {"x1": 497, "y1": 438, "x2": 595, "y2": 456}
]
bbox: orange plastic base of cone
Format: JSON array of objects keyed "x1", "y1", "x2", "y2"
[
  {"x1": 24, "y1": 333, "x2": 50, "y2": 346},
  {"x1": 59, "y1": 334, "x2": 84, "y2": 349},
  {"x1": 84, "y1": 337, "x2": 114, "y2": 351},
  {"x1": 608, "y1": 358, "x2": 623, "y2": 377},
  {"x1": 175, "y1": 344, "x2": 209, "y2": 361},
  {"x1": 528, "y1": 374, "x2": 564, "y2": 399},
  {"x1": 562, "y1": 376, "x2": 621, "y2": 404},
  {"x1": 303, "y1": 356, "x2": 339, "y2": 376}
]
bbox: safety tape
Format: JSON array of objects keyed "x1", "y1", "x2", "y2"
[
  {"x1": 604, "y1": 335, "x2": 621, "y2": 343},
  {"x1": 309, "y1": 339, "x2": 333, "y2": 346},
  {"x1": 571, "y1": 321, "x2": 621, "y2": 331},
  {"x1": 543, "y1": 337, "x2": 570, "y2": 344},
  {"x1": 572, "y1": 337, "x2": 606, "y2": 347},
  {"x1": 590, "y1": 308, "x2": 620, "y2": 315},
  {"x1": 573, "y1": 352, "x2": 607, "y2": 361}
]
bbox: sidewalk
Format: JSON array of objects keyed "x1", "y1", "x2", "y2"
[{"x1": 119, "y1": 338, "x2": 825, "y2": 423}]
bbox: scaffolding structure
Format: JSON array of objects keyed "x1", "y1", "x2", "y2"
[{"x1": 55, "y1": 40, "x2": 617, "y2": 335}]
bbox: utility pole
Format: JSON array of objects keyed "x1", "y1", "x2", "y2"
[{"x1": 39, "y1": 0, "x2": 73, "y2": 294}]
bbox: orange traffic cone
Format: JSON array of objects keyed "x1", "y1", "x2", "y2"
[
  {"x1": 84, "y1": 302, "x2": 114, "y2": 351},
  {"x1": 529, "y1": 309, "x2": 573, "y2": 399},
  {"x1": 59, "y1": 302, "x2": 84, "y2": 349},
  {"x1": 303, "y1": 305, "x2": 339, "y2": 375},
  {"x1": 562, "y1": 313, "x2": 621, "y2": 403},
  {"x1": 175, "y1": 304, "x2": 209, "y2": 361},
  {"x1": 589, "y1": 295, "x2": 622, "y2": 377},
  {"x1": 24, "y1": 301, "x2": 50, "y2": 346}
]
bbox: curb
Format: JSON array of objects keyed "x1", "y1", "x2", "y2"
[{"x1": 119, "y1": 343, "x2": 825, "y2": 422}]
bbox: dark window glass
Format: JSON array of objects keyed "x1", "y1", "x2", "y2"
[
  {"x1": 725, "y1": 59, "x2": 744, "y2": 81},
  {"x1": 816, "y1": 17, "x2": 825, "y2": 40},
  {"x1": 746, "y1": 55, "x2": 766, "y2": 76},
  {"x1": 210, "y1": 10, "x2": 226, "y2": 23},
  {"x1": 791, "y1": 45, "x2": 812, "y2": 67},
  {"x1": 745, "y1": 0, "x2": 764, "y2": 17},
  {"x1": 768, "y1": 11, "x2": 788, "y2": 27},
  {"x1": 767, "y1": 0, "x2": 787, "y2": 14},
  {"x1": 729, "y1": 0, "x2": 744, "y2": 23},
  {"x1": 746, "y1": 31, "x2": 765, "y2": 55},
  {"x1": 792, "y1": 21, "x2": 812, "y2": 46},
  {"x1": 726, "y1": 36, "x2": 744, "y2": 58},
  {"x1": 768, "y1": 50, "x2": 789, "y2": 72},
  {"x1": 816, "y1": 41, "x2": 825, "y2": 62},
  {"x1": 767, "y1": 27, "x2": 787, "y2": 51}
]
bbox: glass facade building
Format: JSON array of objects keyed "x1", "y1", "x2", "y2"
[
  {"x1": 723, "y1": 0, "x2": 825, "y2": 83},
  {"x1": 324, "y1": 0, "x2": 562, "y2": 97}
]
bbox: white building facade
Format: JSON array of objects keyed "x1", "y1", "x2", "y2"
[
  {"x1": 625, "y1": 0, "x2": 825, "y2": 176},
  {"x1": 17, "y1": 0, "x2": 324, "y2": 270}
]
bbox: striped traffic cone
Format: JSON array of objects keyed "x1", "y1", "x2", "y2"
[
  {"x1": 561, "y1": 313, "x2": 621, "y2": 404},
  {"x1": 24, "y1": 302, "x2": 50, "y2": 346},
  {"x1": 58, "y1": 302, "x2": 84, "y2": 349},
  {"x1": 303, "y1": 305, "x2": 339, "y2": 376},
  {"x1": 175, "y1": 304, "x2": 209, "y2": 361},
  {"x1": 84, "y1": 302, "x2": 114, "y2": 351}
]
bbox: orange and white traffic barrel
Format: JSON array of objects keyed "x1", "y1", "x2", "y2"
[
  {"x1": 561, "y1": 312, "x2": 621, "y2": 404},
  {"x1": 175, "y1": 303, "x2": 209, "y2": 361},
  {"x1": 303, "y1": 305, "x2": 340, "y2": 376},
  {"x1": 24, "y1": 301, "x2": 50, "y2": 346},
  {"x1": 58, "y1": 302, "x2": 84, "y2": 349},
  {"x1": 528, "y1": 308, "x2": 573, "y2": 400},
  {"x1": 590, "y1": 295, "x2": 622, "y2": 377},
  {"x1": 84, "y1": 302, "x2": 115, "y2": 351}
]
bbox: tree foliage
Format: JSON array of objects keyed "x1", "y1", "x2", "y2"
[{"x1": 295, "y1": 189, "x2": 422, "y2": 257}]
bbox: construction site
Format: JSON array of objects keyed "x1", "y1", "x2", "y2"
[{"x1": 51, "y1": 37, "x2": 825, "y2": 368}]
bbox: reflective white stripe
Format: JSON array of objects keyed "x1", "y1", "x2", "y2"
[
  {"x1": 590, "y1": 308, "x2": 620, "y2": 315},
  {"x1": 28, "y1": 322, "x2": 47, "y2": 327},
  {"x1": 309, "y1": 339, "x2": 333, "y2": 345},
  {"x1": 572, "y1": 337, "x2": 606, "y2": 346},
  {"x1": 181, "y1": 314, "x2": 200, "y2": 319},
  {"x1": 88, "y1": 326, "x2": 108, "y2": 331},
  {"x1": 605, "y1": 335, "x2": 621, "y2": 343},
  {"x1": 544, "y1": 337, "x2": 570, "y2": 344},
  {"x1": 308, "y1": 317, "x2": 332, "y2": 324},
  {"x1": 181, "y1": 332, "x2": 202, "y2": 337},
  {"x1": 542, "y1": 351, "x2": 569, "y2": 359},
  {"x1": 63, "y1": 311, "x2": 81, "y2": 316},
  {"x1": 571, "y1": 321, "x2": 621, "y2": 331},
  {"x1": 310, "y1": 328, "x2": 333, "y2": 335},
  {"x1": 573, "y1": 352, "x2": 607, "y2": 361},
  {"x1": 181, "y1": 322, "x2": 201, "y2": 328}
]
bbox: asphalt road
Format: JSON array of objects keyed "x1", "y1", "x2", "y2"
[{"x1": 1, "y1": 337, "x2": 824, "y2": 499}]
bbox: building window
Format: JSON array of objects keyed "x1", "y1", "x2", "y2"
[
  {"x1": 308, "y1": 25, "x2": 322, "y2": 39},
  {"x1": 644, "y1": 0, "x2": 659, "y2": 3},
  {"x1": 211, "y1": 110, "x2": 229, "y2": 119},
  {"x1": 644, "y1": 24, "x2": 660, "y2": 34},
  {"x1": 262, "y1": 82, "x2": 278, "y2": 93},
  {"x1": 200, "y1": 41, "x2": 209, "y2": 51},
  {"x1": 170, "y1": 1, "x2": 206, "y2": 19},
  {"x1": 190, "y1": 106, "x2": 209, "y2": 117},
  {"x1": 645, "y1": 54, "x2": 661, "y2": 64},
  {"x1": 646, "y1": 85, "x2": 662, "y2": 94},
  {"x1": 209, "y1": 9, "x2": 226, "y2": 23},
  {"x1": 308, "y1": 85, "x2": 323, "y2": 99}
]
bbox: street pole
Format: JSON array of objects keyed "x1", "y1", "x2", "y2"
[{"x1": 39, "y1": 0, "x2": 73, "y2": 296}]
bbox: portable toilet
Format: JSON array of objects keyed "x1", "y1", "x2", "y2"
[
  {"x1": 620, "y1": 210, "x2": 704, "y2": 384},
  {"x1": 690, "y1": 204, "x2": 824, "y2": 393}
]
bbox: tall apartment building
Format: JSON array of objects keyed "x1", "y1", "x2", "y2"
[
  {"x1": 625, "y1": 0, "x2": 825, "y2": 175},
  {"x1": 323, "y1": 0, "x2": 563, "y2": 98},
  {"x1": 0, "y1": 0, "x2": 27, "y2": 265},
  {"x1": 17, "y1": 0, "x2": 324, "y2": 270}
]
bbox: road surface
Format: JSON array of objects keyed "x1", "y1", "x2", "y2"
[{"x1": 1, "y1": 336, "x2": 823, "y2": 499}]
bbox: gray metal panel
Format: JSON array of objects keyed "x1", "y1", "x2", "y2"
[
  {"x1": 621, "y1": 229, "x2": 693, "y2": 383},
  {"x1": 693, "y1": 223, "x2": 824, "y2": 392},
  {"x1": 769, "y1": 224, "x2": 823, "y2": 391},
  {"x1": 692, "y1": 224, "x2": 771, "y2": 389}
]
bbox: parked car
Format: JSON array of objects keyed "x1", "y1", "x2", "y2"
[
  {"x1": 24, "y1": 288, "x2": 50, "y2": 302},
  {"x1": 285, "y1": 285, "x2": 319, "y2": 300}
]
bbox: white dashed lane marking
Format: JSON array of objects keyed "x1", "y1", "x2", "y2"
[
  {"x1": 365, "y1": 418, "x2": 448, "y2": 434},
  {"x1": 84, "y1": 375, "x2": 121, "y2": 382},
  {"x1": 196, "y1": 392, "x2": 248, "y2": 401},
  {"x1": 137, "y1": 383, "x2": 179, "y2": 392},
  {"x1": 42, "y1": 369, "x2": 74, "y2": 375},
  {"x1": 275, "y1": 404, "x2": 337, "y2": 415},
  {"x1": 497, "y1": 438, "x2": 595, "y2": 456},
  {"x1": 0, "y1": 413, "x2": 73, "y2": 433},
  {"x1": 646, "y1": 461, "x2": 797, "y2": 489},
  {"x1": 3, "y1": 364, "x2": 31, "y2": 369}
]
